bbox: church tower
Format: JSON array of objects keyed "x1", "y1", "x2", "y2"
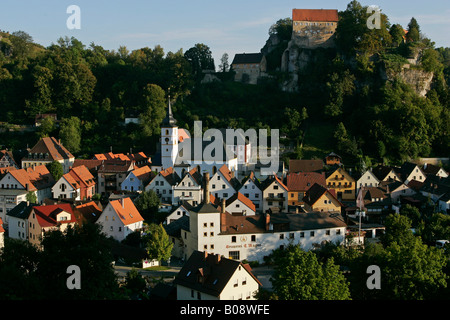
[{"x1": 161, "y1": 96, "x2": 178, "y2": 170}]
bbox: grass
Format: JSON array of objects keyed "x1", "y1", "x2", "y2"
[
  {"x1": 142, "y1": 265, "x2": 170, "y2": 271},
  {"x1": 301, "y1": 120, "x2": 335, "y2": 159}
]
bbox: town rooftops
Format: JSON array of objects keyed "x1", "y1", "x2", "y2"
[
  {"x1": 303, "y1": 183, "x2": 341, "y2": 207},
  {"x1": 289, "y1": 159, "x2": 324, "y2": 173},
  {"x1": 24, "y1": 137, "x2": 74, "y2": 161},
  {"x1": 109, "y1": 197, "x2": 144, "y2": 225},
  {"x1": 292, "y1": 9, "x2": 339, "y2": 22},
  {"x1": 6, "y1": 201, "x2": 37, "y2": 219},
  {"x1": 33, "y1": 203, "x2": 76, "y2": 228},
  {"x1": 174, "y1": 250, "x2": 261, "y2": 297},
  {"x1": 287, "y1": 172, "x2": 326, "y2": 191},
  {"x1": 231, "y1": 53, "x2": 264, "y2": 65}
]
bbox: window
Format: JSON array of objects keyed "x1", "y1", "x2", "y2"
[
  {"x1": 310, "y1": 231, "x2": 315, "y2": 237},
  {"x1": 279, "y1": 234, "x2": 284, "y2": 240},
  {"x1": 336, "y1": 229, "x2": 341, "y2": 235},
  {"x1": 210, "y1": 222, "x2": 214, "y2": 227},
  {"x1": 203, "y1": 232, "x2": 208, "y2": 237},
  {"x1": 251, "y1": 235, "x2": 256, "y2": 242},
  {"x1": 203, "y1": 223, "x2": 207, "y2": 227},
  {"x1": 289, "y1": 233, "x2": 295, "y2": 239},
  {"x1": 231, "y1": 236, "x2": 236, "y2": 243},
  {"x1": 326, "y1": 230, "x2": 330, "y2": 236},
  {"x1": 229, "y1": 251, "x2": 240, "y2": 260}
]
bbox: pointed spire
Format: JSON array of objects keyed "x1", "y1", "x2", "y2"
[{"x1": 162, "y1": 92, "x2": 177, "y2": 127}]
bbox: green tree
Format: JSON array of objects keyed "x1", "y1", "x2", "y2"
[
  {"x1": 59, "y1": 116, "x2": 82, "y2": 154},
  {"x1": 37, "y1": 116, "x2": 56, "y2": 139},
  {"x1": 26, "y1": 191, "x2": 37, "y2": 204},
  {"x1": 124, "y1": 268, "x2": 148, "y2": 299},
  {"x1": 37, "y1": 223, "x2": 123, "y2": 299},
  {"x1": 381, "y1": 213, "x2": 416, "y2": 247},
  {"x1": 134, "y1": 189, "x2": 161, "y2": 221},
  {"x1": 144, "y1": 223, "x2": 173, "y2": 263},
  {"x1": 184, "y1": 43, "x2": 215, "y2": 80},
  {"x1": 46, "y1": 160, "x2": 64, "y2": 182},
  {"x1": 270, "y1": 244, "x2": 351, "y2": 300},
  {"x1": 9, "y1": 31, "x2": 34, "y2": 60},
  {"x1": 219, "y1": 53, "x2": 229, "y2": 72},
  {"x1": 269, "y1": 18, "x2": 293, "y2": 41},
  {"x1": 389, "y1": 24, "x2": 406, "y2": 47},
  {"x1": 406, "y1": 17, "x2": 421, "y2": 43},
  {"x1": 138, "y1": 84, "x2": 166, "y2": 138}
]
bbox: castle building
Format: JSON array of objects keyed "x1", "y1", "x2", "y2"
[{"x1": 291, "y1": 9, "x2": 339, "y2": 48}]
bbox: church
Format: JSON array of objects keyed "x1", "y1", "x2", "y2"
[{"x1": 155, "y1": 98, "x2": 240, "y2": 178}]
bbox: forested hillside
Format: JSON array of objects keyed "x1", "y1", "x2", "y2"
[{"x1": 0, "y1": 0, "x2": 448, "y2": 167}]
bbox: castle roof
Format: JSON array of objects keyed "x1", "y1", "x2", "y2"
[{"x1": 292, "y1": 9, "x2": 339, "y2": 22}]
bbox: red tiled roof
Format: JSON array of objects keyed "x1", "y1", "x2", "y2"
[
  {"x1": 292, "y1": 9, "x2": 339, "y2": 22},
  {"x1": 34, "y1": 203, "x2": 76, "y2": 228},
  {"x1": 287, "y1": 172, "x2": 326, "y2": 192},
  {"x1": 110, "y1": 198, "x2": 144, "y2": 226},
  {"x1": 26, "y1": 137, "x2": 74, "y2": 161},
  {"x1": 226, "y1": 192, "x2": 256, "y2": 212}
]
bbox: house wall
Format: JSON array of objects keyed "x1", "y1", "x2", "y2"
[
  {"x1": 262, "y1": 181, "x2": 288, "y2": 212},
  {"x1": 121, "y1": 172, "x2": 144, "y2": 192},
  {"x1": 238, "y1": 179, "x2": 262, "y2": 212},
  {"x1": 146, "y1": 174, "x2": 173, "y2": 204},
  {"x1": 209, "y1": 172, "x2": 236, "y2": 201},
  {"x1": 8, "y1": 216, "x2": 28, "y2": 240},
  {"x1": 326, "y1": 168, "x2": 355, "y2": 201},
  {"x1": 220, "y1": 266, "x2": 260, "y2": 300},
  {"x1": 166, "y1": 206, "x2": 190, "y2": 225},
  {"x1": 356, "y1": 171, "x2": 380, "y2": 195},
  {"x1": 226, "y1": 201, "x2": 255, "y2": 216},
  {"x1": 305, "y1": 193, "x2": 341, "y2": 212},
  {"x1": 0, "y1": 191, "x2": 28, "y2": 224},
  {"x1": 52, "y1": 177, "x2": 78, "y2": 200}
]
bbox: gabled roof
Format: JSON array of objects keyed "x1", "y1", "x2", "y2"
[
  {"x1": 292, "y1": 9, "x2": 339, "y2": 22},
  {"x1": 303, "y1": 183, "x2": 341, "y2": 207},
  {"x1": 173, "y1": 251, "x2": 261, "y2": 297},
  {"x1": 372, "y1": 165, "x2": 400, "y2": 182},
  {"x1": 231, "y1": 53, "x2": 264, "y2": 65},
  {"x1": 6, "y1": 165, "x2": 54, "y2": 191},
  {"x1": 225, "y1": 192, "x2": 256, "y2": 212},
  {"x1": 289, "y1": 159, "x2": 324, "y2": 173},
  {"x1": 25, "y1": 137, "x2": 74, "y2": 161},
  {"x1": 130, "y1": 165, "x2": 154, "y2": 184},
  {"x1": 33, "y1": 203, "x2": 76, "y2": 228},
  {"x1": 240, "y1": 171, "x2": 262, "y2": 190},
  {"x1": 159, "y1": 167, "x2": 181, "y2": 186},
  {"x1": 286, "y1": 172, "x2": 326, "y2": 191},
  {"x1": 97, "y1": 159, "x2": 134, "y2": 173},
  {"x1": 69, "y1": 165, "x2": 96, "y2": 188},
  {"x1": 109, "y1": 197, "x2": 144, "y2": 225},
  {"x1": 217, "y1": 164, "x2": 241, "y2": 190},
  {"x1": 74, "y1": 201, "x2": 102, "y2": 224},
  {"x1": 398, "y1": 162, "x2": 424, "y2": 181},
  {"x1": 6, "y1": 201, "x2": 37, "y2": 219},
  {"x1": 261, "y1": 174, "x2": 289, "y2": 191}
]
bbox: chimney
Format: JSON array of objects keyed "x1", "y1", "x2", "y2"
[
  {"x1": 215, "y1": 254, "x2": 221, "y2": 264},
  {"x1": 221, "y1": 209, "x2": 227, "y2": 233},
  {"x1": 221, "y1": 198, "x2": 226, "y2": 214},
  {"x1": 265, "y1": 213, "x2": 271, "y2": 231},
  {"x1": 121, "y1": 198, "x2": 125, "y2": 208},
  {"x1": 203, "y1": 172, "x2": 210, "y2": 204},
  {"x1": 204, "y1": 251, "x2": 208, "y2": 259}
]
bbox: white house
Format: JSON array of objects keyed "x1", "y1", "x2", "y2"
[
  {"x1": 52, "y1": 172, "x2": 80, "y2": 200},
  {"x1": 0, "y1": 165, "x2": 54, "y2": 224},
  {"x1": 172, "y1": 167, "x2": 203, "y2": 206},
  {"x1": 174, "y1": 250, "x2": 262, "y2": 300},
  {"x1": 145, "y1": 167, "x2": 180, "y2": 204},
  {"x1": 165, "y1": 203, "x2": 192, "y2": 225},
  {"x1": 261, "y1": 175, "x2": 289, "y2": 213},
  {"x1": 209, "y1": 165, "x2": 240, "y2": 201},
  {"x1": 381, "y1": 180, "x2": 416, "y2": 204},
  {"x1": 398, "y1": 162, "x2": 426, "y2": 184},
  {"x1": 238, "y1": 172, "x2": 263, "y2": 212},
  {"x1": 97, "y1": 197, "x2": 144, "y2": 242},
  {"x1": 356, "y1": 169, "x2": 380, "y2": 195},
  {"x1": 121, "y1": 165, "x2": 154, "y2": 193},
  {"x1": 422, "y1": 163, "x2": 449, "y2": 178},
  {"x1": 6, "y1": 201, "x2": 36, "y2": 241},
  {"x1": 220, "y1": 192, "x2": 256, "y2": 216}
]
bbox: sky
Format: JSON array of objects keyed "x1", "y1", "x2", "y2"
[{"x1": 1, "y1": 0, "x2": 449, "y2": 68}]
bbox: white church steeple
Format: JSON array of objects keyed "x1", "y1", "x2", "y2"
[{"x1": 161, "y1": 95, "x2": 178, "y2": 170}]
